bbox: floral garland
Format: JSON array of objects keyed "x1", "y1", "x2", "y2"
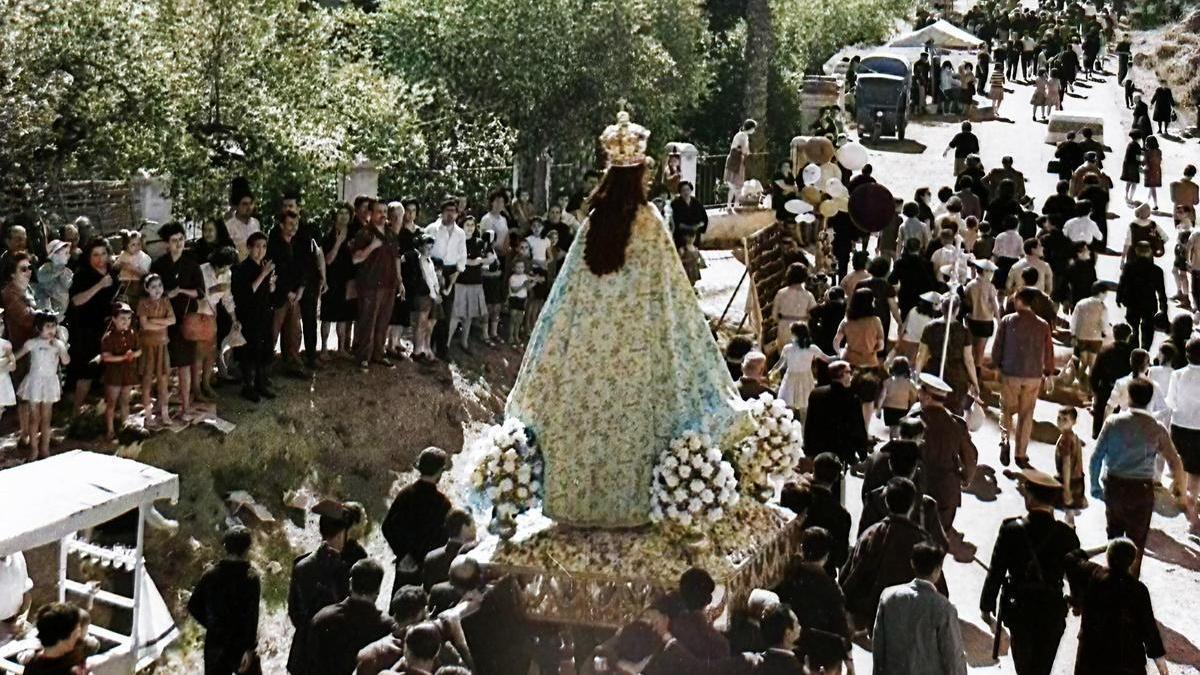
[
  {"x1": 650, "y1": 430, "x2": 739, "y2": 529},
  {"x1": 471, "y1": 418, "x2": 543, "y2": 523},
  {"x1": 734, "y1": 393, "x2": 804, "y2": 499}
]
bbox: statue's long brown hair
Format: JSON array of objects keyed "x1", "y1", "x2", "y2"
[{"x1": 584, "y1": 163, "x2": 648, "y2": 276}]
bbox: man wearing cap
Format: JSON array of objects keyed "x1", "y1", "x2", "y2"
[
  {"x1": 34, "y1": 239, "x2": 73, "y2": 321},
  {"x1": 992, "y1": 288, "x2": 1055, "y2": 467},
  {"x1": 1092, "y1": 378, "x2": 1189, "y2": 575},
  {"x1": 915, "y1": 373, "x2": 977, "y2": 537},
  {"x1": 980, "y1": 470, "x2": 1080, "y2": 675},
  {"x1": 840, "y1": 477, "x2": 945, "y2": 632},
  {"x1": 287, "y1": 501, "x2": 353, "y2": 674},
  {"x1": 382, "y1": 448, "x2": 453, "y2": 588},
  {"x1": 859, "y1": 438, "x2": 948, "y2": 551}
]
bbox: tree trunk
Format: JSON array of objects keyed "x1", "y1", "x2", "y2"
[{"x1": 743, "y1": 0, "x2": 773, "y2": 185}]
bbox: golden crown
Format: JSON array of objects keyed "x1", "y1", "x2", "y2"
[{"x1": 599, "y1": 108, "x2": 650, "y2": 167}]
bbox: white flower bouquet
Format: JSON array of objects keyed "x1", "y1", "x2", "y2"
[
  {"x1": 734, "y1": 393, "x2": 804, "y2": 499},
  {"x1": 471, "y1": 418, "x2": 543, "y2": 529},
  {"x1": 650, "y1": 430, "x2": 739, "y2": 530}
]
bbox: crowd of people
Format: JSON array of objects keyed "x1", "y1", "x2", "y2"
[
  {"x1": 0, "y1": 172, "x2": 629, "y2": 461},
  {"x1": 3, "y1": 0, "x2": 1198, "y2": 674}
]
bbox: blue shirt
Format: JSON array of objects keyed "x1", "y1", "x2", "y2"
[{"x1": 1090, "y1": 409, "x2": 1173, "y2": 495}]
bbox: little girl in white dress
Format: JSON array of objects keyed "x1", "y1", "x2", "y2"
[
  {"x1": 16, "y1": 312, "x2": 70, "y2": 459},
  {"x1": 770, "y1": 322, "x2": 832, "y2": 423}
]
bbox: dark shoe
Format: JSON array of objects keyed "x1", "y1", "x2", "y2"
[
  {"x1": 256, "y1": 385, "x2": 277, "y2": 400},
  {"x1": 1015, "y1": 456, "x2": 1032, "y2": 469},
  {"x1": 241, "y1": 386, "x2": 261, "y2": 403},
  {"x1": 1000, "y1": 443, "x2": 1011, "y2": 467}
]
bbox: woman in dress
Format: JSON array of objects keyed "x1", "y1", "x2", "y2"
[
  {"x1": 1046, "y1": 68, "x2": 1063, "y2": 111},
  {"x1": 833, "y1": 288, "x2": 885, "y2": 369},
  {"x1": 770, "y1": 160, "x2": 798, "y2": 224},
  {"x1": 769, "y1": 322, "x2": 831, "y2": 423},
  {"x1": 2, "y1": 253, "x2": 38, "y2": 447},
  {"x1": 772, "y1": 263, "x2": 817, "y2": 355},
  {"x1": 1143, "y1": 134, "x2": 1163, "y2": 210},
  {"x1": 15, "y1": 311, "x2": 69, "y2": 459},
  {"x1": 320, "y1": 203, "x2": 356, "y2": 358},
  {"x1": 445, "y1": 216, "x2": 489, "y2": 353},
  {"x1": 988, "y1": 63, "x2": 1006, "y2": 115},
  {"x1": 150, "y1": 221, "x2": 204, "y2": 420},
  {"x1": 506, "y1": 111, "x2": 744, "y2": 528},
  {"x1": 1030, "y1": 69, "x2": 1049, "y2": 121},
  {"x1": 1151, "y1": 85, "x2": 1175, "y2": 135},
  {"x1": 724, "y1": 119, "x2": 757, "y2": 212},
  {"x1": 1121, "y1": 133, "x2": 1143, "y2": 203},
  {"x1": 65, "y1": 237, "x2": 119, "y2": 417}
]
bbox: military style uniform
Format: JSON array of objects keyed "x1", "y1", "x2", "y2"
[
  {"x1": 286, "y1": 544, "x2": 350, "y2": 674},
  {"x1": 980, "y1": 510, "x2": 1080, "y2": 675}
]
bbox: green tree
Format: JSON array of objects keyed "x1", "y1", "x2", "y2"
[
  {"x1": 375, "y1": 0, "x2": 713, "y2": 194},
  {"x1": 0, "y1": 0, "x2": 426, "y2": 225}
]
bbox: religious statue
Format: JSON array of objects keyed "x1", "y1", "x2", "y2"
[{"x1": 506, "y1": 109, "x2": 745, "y2": 528}]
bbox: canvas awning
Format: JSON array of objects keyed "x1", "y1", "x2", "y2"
[
  {"x1": 886, "y1": 20, "x2": 984, "y2": 49},
  {"x1": 0, "y1": 451, "x2": 178, "y2": 556}
]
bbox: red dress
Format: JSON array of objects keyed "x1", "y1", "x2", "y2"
[{"x1": 101, "y1": 327, "x2": 139, "y2": 387}]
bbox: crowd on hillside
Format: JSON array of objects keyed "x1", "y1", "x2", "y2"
[{"x1": 3, "y1": 0, "x2": 1200, "y2": 674}]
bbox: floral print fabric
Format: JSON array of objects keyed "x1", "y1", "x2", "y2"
[{"x1": 506, "y1": 205, "x2": 744, "y2": 527}]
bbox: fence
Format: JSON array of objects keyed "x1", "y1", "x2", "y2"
[
  {"x1": 694, "y1": 152, "x2": 775, "y2": 207},
  {"x1": 1, "y1": 180, "x2": 136, "y2": 236}
]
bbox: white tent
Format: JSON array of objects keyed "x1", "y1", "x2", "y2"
[
  {"x1": 886, "y1": 20, "x2": 984, "y2": 50},
  {"x1": 0, "y1": 451, "x2": 180, "y2": 672}
]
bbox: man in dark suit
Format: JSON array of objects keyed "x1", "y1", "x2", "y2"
[
  {"x1": 859, "y1": 444, "x2": 948, "y2": 551},
  {"x1": 421, "y1": 509, "x2": 476, "y2": 591},
  {"x1": 799, "y1": 453, "x2": 852, "y2": 578},
  {"x1": 1117, "y1": 241, "x2": 1168, "y2": 350},
  {"x1": 804, "y1": 361, "x2": 869, "y2": 466},
  {"x1": 306, "y1": 559, "x2": 396, "y2": 675},
  {"x1": 383, "y1": 447, "x2": 453, "y2": 588},
  {"x1": 286, "y1": 502, "x2": 353, "y2": 674},
  {"x1": 753, "y1": 604, "x2": 804, "y2": 674},
  {"x1": 187, "y1": 526, "x2": 260, "y2": 675},
  {"x1": 980, "y1": 469, "x2": 1080, "y2": 675},
  {"x1": 861, "y1": 416, "x2": 925, "y2": 500},
  {"x1": 840, "y1": 478, "x2": 944, "y2": 632},
  {"x1": 1091, "y1": 323, "x2": 1136, "y2": 438}
]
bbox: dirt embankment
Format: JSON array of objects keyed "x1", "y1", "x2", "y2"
[
  {"x1": 1131, "y1": 9, "x2": 1200, "y2": 129},
  {"x1": 24, "y1": 348, "x2": 520, "y2": 670}
]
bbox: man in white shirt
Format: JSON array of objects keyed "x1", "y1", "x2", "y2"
[
  {"x1": 224, "y1": 188, "x2": 260, "y2": 261},
  {"x1": 1108, "y1": 349, "x2": 1169, "y2": 425},
  {"x1": 897, "y1": 202, "x2": 930, "y2": 252},
  {"x1": 1070, "y1": 281, "x2": 1110, "y2": 387},
  {"x1": 479, "y1": 191, "x2": 510, "y2": 257},
  {"x1": 425, "y1": 199, "x2": 467, "y2": 273},
  {"x1": 1167, "y1": 337, "x2": 1200, "y2": 527},
  {"x1": 929, "y1": 229, "x2": 960, "y2": 283},
  {"x1": 1063, "y1": 204, "x2": 1104, "y2": 246}
]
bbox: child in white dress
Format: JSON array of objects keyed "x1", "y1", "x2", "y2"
[
  {"x1": 15, "y1": 311, "x2": 70, "y2": 459},
  {"x1": 769, "y1": 322, "x2": 831, "y2": 423},
  {"x1": 114, "y1": 230, "x2": 152, "y2": 306},
  {"x1": 0, "y1": 311, "x2": 16, "y2": 413}
]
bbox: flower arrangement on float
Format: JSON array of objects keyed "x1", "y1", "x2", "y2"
[
  {"x1": 470, "y1": 418, "x2": 543, "y2": 538},
  {"x1": 733, "y1": 393, "x2": 804, "y2": 500},
  {"x1": 649, "y1": 430, "x2": 740, "y2": 532}
]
